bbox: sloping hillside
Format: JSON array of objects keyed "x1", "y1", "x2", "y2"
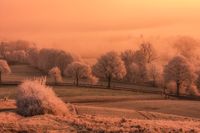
[{"x1": 0, "y1": 100, "x2": 200, "y2": 133}]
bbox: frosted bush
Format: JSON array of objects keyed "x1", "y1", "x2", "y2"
[
  {"x1": 49, "y1": 67, "x2": 63, "y2": 83},
  {"x1": 16, "y1": 78, "x2": 70, "y2": 116}
]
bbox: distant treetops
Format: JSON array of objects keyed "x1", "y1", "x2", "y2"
[{"x1": 1, "y1": 37, "x2": 200, "y2": 96}]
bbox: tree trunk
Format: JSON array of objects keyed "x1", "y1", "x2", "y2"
[
  {"x1": 76, "y1": 76, "x2": 79, "y2": 86},
  {"x1": 54, "y1": 77, "x2": 56, "y2": 85},
  {"x1": 107, "y1": 75, "x2": 111, "y2": 88},
  {"x1": 0, "y1": 71, "x2": 2, "y2": 83},
  {"x1": 152, "y1": 79, "x2": 156, "y2": 87},
  {"x1": 176, "y1": 81, "x2": 180, "y2": 97},
  {"x1": 152, "y1": 75, "x2": 157, "y2": 87}
]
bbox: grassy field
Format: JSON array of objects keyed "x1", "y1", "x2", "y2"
[
  {"x1": 80, "y1": 99, "x2": 200, "y2": 118},
  {"x1": 0, "y1": 85, "x2": 200, "y2": 119},
  {"x1": 2, "y1": 64, "x2": 162, "y2": 93},
  {"x1": 3, "y1": 64, "x2": 74, "y2": 83},
  {"x1": 0, "y1": 64, "x2": 200, "y2": 120},
  {"x1": 0, "y1": 85, "x2": 161, "y2": 99}
]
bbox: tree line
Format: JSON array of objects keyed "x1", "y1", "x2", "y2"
[{"x1": 0, "y1": 37, "x2": 200, "y2": 97}]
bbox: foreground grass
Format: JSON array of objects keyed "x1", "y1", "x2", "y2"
[
  {"x1": 0, "y1": 100, "x2": 200, "y2": 133},
  {"x1": 0, "y1": 85, "x2": 200, "y2": 119},
  {"x1": 0, "y1": 111, "x2": 199, "y2": 133},
  {"x1": 82, "y1": 99, "x2": 200, "y2": 118}
]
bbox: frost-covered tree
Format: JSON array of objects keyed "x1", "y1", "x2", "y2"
[
  {"x1": 5, "y1": 50, "x2": 28, "y2": 63},
  {"x1": 129, "y1": 63, "x2": 140, "y2": 83},
  {"x1": 93, "y1": 51, "x2": 126, "y2": 88},
  {"x1": 121, "y1": 50, "x2": 135, "y2": 81},
  {"x1": 38, "y1": 49, "x2": 58, "y2": 71},
  {"x1": 163, "y1": 56, "x2": 196, "y2": 96},
  {"x1": 147, "y1": 64, "x2": 162, "y2": 87},
  {"x1": 0, "y1": 40, "x2": 35, "y2": 58},
  {"x1": 49, "y1": 67, "x2": 63, "y2": 84},
  {"x1": 131, "y1": 51, "x2": 148, "y2": 82},
  {"x1": 9, "y1": 40, "x2": 34, "y2": 52},
  {"x1": 54, "y1": 50, "x2": 76, "y2": 75},
  {"x1": 173, "y1": 36, "x2": 199, "y2": 59},
  {"x1": 65, "y1": 61, "x2": 96, "y2": 86},
  {"x1": 0, "y1": 60, "x2": 11, "y2": 83},
  {"x1": 139, "y1": 42, "x2": 157, "y2": 64},
  {"x1": 27, "y1": 47, "x2": 39, "y2": 67},
  {"x1": 38, "y1": 49, "x2": 77, "y2": 74},
  {"x1": 0, "y1": 42, "x2": 9, "y2": 58}
]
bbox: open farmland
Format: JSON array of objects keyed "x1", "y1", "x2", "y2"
[
  {"x1": 0, "y1": 65, "x2": 200, "y2": 132},
  {"x1": 0, "y1": 84, "x2": 200, "y2": 119}
]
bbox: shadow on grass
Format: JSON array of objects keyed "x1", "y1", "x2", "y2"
[{"x1": 0, "y1": 108, "x2": 16, "y2": 112}]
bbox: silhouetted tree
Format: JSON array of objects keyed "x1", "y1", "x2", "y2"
[{"x1": 139, "y1": 42, "x2": 157, "y2": 64}]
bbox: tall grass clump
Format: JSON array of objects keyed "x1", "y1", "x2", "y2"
[{"x1": 16, "y1": 77, "x2": 69, "y2": 117}]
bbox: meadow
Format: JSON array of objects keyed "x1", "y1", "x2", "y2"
[
  {"x1": 0, "y1": 64, "x2": 199, "y2": 119},
  {"x1": 0, "y1": 64, "x2": 200, "y2": 132}
]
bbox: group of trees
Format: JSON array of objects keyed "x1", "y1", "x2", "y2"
[
  {"x1": 0, "y1": 40, "x2": 98, "y2": 85},
  {"x1": 163, "y1": 37, "x2": 200, "y2": 96},
  {"x1": 65, "y1": 62, "x2": 97, "y2": 86},
  {"x1": 121, "y1": 42, "x2": 160, "y2": 85},
  {"x1": 0, "y1": 40, "x2": 35, "y2": 64},
  {"x1": 1, "y1": 37, "x2": 200, "y2": 96},
  {"x1": 92, "y1": 39, "x2": 200, "y2": 96}
]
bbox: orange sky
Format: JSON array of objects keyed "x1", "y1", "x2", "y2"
[{"x1": 0, "y1": 0, "x2": 200, "y2": 57}]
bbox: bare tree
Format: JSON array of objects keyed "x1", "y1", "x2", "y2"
[
  {"x1": 64, "y1": 61, "x2": 96, "y2": 86},
  {"x1": 0, "y1": 60, "x2": 11, "y2": 83},
  {"x1": 129, "y1": 63, "x2": 140, "y2": 83},
  {"x1": 163, "y1": 56, "x2": 196, "y2": 96},
  {"x1": 132, "y1": 51, "x2": 148, "y2": 82},
  {"x1": 139, "y1": 42, "x2": 157, "y2": 64},
  {"x1": 49, "y1": 67, "x2": 63, "y2": 84},
  {"x1": 147, "y1": 64, "x2": 162, "y2": 87},
  {"x1": 121, "y1": 50, "x2": 135, "y2": 81},
  {"x1": 54, "y1": 50, "x2": 76, "y2": 75},
  {"x1": 27, "y1": 47, "x2": 39, "y2": 67},
  {"x1": 173, "y1": 36, "x2": 199, "y2": 59},
  {"x1": 93, "y1": 51, "x2": 126, "y2": 88}
]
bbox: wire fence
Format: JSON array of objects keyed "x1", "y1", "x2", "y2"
[{"x1": 0, "y1": 81, "x2": 200, "y2": 100}]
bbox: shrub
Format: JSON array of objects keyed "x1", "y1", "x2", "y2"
[
  {"x1": 49, "y1": 67, "x2": 63, "y2": 83},
  {"x1": 16, "y1": 78, "x2": 70, "y2": 116}
]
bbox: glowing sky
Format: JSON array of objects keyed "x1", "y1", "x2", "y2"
[{"x1": 0, "y1": 0, "x2": 200, "y2": 56}]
